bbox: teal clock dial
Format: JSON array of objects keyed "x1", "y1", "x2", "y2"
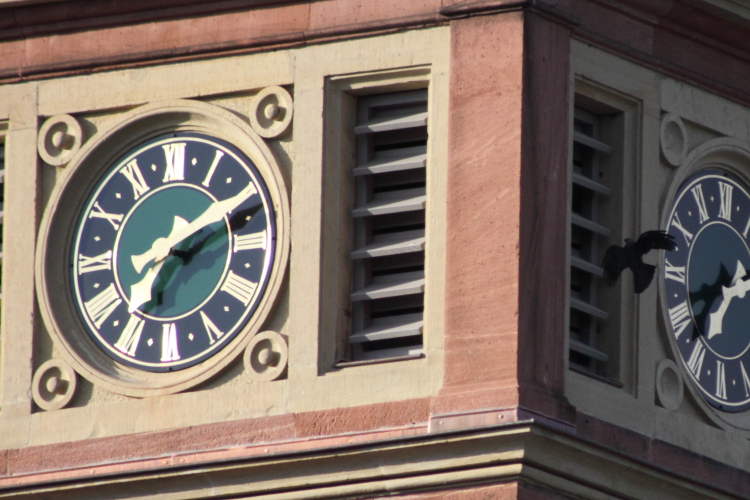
[
  {"x1": 664, "y1": 170, "x2": 750, "y2": 411},
  {"x1": 71, "y1": 132, "x2": 276, "y2": 371}
]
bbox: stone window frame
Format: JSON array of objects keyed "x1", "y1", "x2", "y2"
[
  {"x1": 565, "y1": 40, "x2": 652, "y2": 417},
  {"x1": 320, "y1": 66, "x2": 444, "y2": 369}
]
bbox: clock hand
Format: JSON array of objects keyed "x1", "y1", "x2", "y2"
[
  {"x1": 128, "y1": 259, "x2": 166, "y2": 313},
  {"x1": 127, "y1": 215, "x2": 189, "y2": 313},
  {"x1": 708, "y1": 261, "x2": 748, "y2": 338},
  {"x1": 131, "y1": 183, "x2": 257, "y2": 273}
]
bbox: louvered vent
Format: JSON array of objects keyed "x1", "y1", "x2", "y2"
[
  {"x1": 569, "y1": 108, "x2": 611, "y2": 373},
  {"x1": 349, "y1": 89, "x2": 427, "y2": 361}
]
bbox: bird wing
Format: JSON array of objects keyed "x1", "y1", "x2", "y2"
[
  {"x1": 601, "y1": 244, "x2": 628, "y2": 287},
  {"x1": 633, "y1": 230, "x2": 677, "y2": 256}
]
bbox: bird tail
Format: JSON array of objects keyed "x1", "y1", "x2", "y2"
[{"x1": 633, "y1": 263, "x2": 656, "y2": 294}]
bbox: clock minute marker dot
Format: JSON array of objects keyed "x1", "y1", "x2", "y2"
[
  {"x1": 711, "y1": 196, "x2": 715, "y2": 202},
  {"x1": 93, "y1": 283, "x2": 100, "y2": 289},
  {"x1": 226, "y1": 177, "x2": 232, "y2": 184},
  {"x1": 115, "y1": 193, "x2": 121, "y2": 199},
  {"x1": 708, "y1": 370, "x2": 711, "y2": 375},
  {"x1": 94, "y1": 236, "x2": 101, "y2": 241},
  {"x1": 147, "y1": 338, "x2": 153, "y2": 346},
  {"x1": 224, "y1": 306, "x2": 229, "y2": 312},
  {"x1": 188, "y1": 333, "x2": 194, "y2": 341},
  {"x1": 113, "y1": 320, "x2": 119, "y2": 327},
  {"x1": 245, "y1": 263, "x2": 250, "y2": 268},
  {"x1": 151, "y1": 164, "x2": 157, "y2": 171},
  {"x1": 191, "y1": 158, "x2": 197, "y2": 166},
  {"x1": 245, "y1": 216, "x2": 251, "y2": 221},
  {"x1": 733, "y1": 380, "x2": 737, "y2": 386}
]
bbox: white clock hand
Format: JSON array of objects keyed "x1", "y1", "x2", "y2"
[
  {"x1": 128, "y1": 259, "x2": 166, "y2": 313},
  {"x1": 127, "y1": 215, "x2": 189, "y2": 313},
  {"x1": 131, "y1": 183, "x2": 257, "y2": 273},
  {"x1": 708, "y1": 261, "x2": 748, "y2": 338}
]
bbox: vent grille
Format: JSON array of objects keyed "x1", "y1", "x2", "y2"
[
  {"x1": 569, "y1": 108, "x2": 611, "y2": 372},
  {"x1": 350, "y1": 90, "x2": 427, "y2": 361}
]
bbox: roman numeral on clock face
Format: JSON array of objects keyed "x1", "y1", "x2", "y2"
[
  {"x1": 687, "y1": 341, "x2": 706, "y2": 380},
  {"x1": 200, "y1": 311, "x2": 224, "y2": 345},
  {"x1": 234, "y1": 230, "x2": 267, "y2": 252},
  {"x1": 162, "y1": 143, "x2": 186, "y2": 182},
  {"x1": 671, "y1": 213, "x2": 694, "y2": 247},
  {"x1": 691, "y1": 184, "x2": 710, "y2": 224},
  {"x1": 88, "y1": 201, "x2": 123, "y2": 230},
  {"x1": 741, "y1": 362, "x2": 750, "y2": 398},
  {"x1": 220, "y1": 270, "x2": 258, "y2": 306},
  {"x1": 114, "y1": 315, "x2": 145, "y2": 356},
  {"x1": 716, "y1": 360, "x2": 727, "y2": 399},
  {"x1": 78, "y1": 250, "x2": 113, "y2": 275},
  {"x1": 84, "y1": 283, "x2": 122, "y2": 328},
  {"x1": 161, "y1": 323, "x2": 180, "y2": 362},
  {"x1": 664, "y1": 258, "x2": 686, "y2": 284},
  {"x1": 120, "y1": 159, "x2": 150, "y2": 200},
  {"x1": 202, "y1": 150, "x2": 224, "y2": 187},
  {"x1": 668, "y1": 300, "x2": 691, "y2": 339},
  {"x1": 718, "y1": 181, "x2": 734, "y2": 221}
]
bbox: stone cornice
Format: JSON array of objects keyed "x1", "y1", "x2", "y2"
[{"x1": 0, "y1": 418, "x2": 744, "y2": 500}]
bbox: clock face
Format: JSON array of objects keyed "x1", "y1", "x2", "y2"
[
  {"x1": 71, "y1": 132, "x2": 276, "y2": 372},
  {"x1": 664, "y1": 169, "x2": 750, "y2": 411}
]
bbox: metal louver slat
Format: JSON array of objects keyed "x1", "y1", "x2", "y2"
[
  {"x1": 351, "y1": 229, "x2": 425, "y2": 259},
  {"x1": 349, "y1": 313, "x2": 423, "y2": 343},
  {"x1": 571, "y1": 255, "x2": 604, "y2": 277},
  {"x1": 571, "y1": 213, "x2": 610, "y2": 236},
  {"x1": 353, "y1": 146, "x2": 427, "y2": 176},
  {"x1": 569, "y1": 339, "x2": 609, "y2": 362},
  {"x1": 572, "y1": 173, "x2": 611, "y2": 195},
  {"x1": 352, "y1": 188, "x2": 426, "y2": 217},
  {"x1": 570, "y1": 297, "x2": 609, "y2": 320},
  {"x1": 357, "y1": 345, "x2": 424, "y2": 361},
  {"x1": 354, "y1": 109, "x2": 428, "y2": 134},
  {"x1": 573, "y1": 131, "x2": 612, "y2": 154},
  {"x1": 351, "y1": 270, "x2": 425, "y2": 301}
]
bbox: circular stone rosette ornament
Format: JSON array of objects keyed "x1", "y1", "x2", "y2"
[
  {"x1": 249, "y1": 86, "x2": 294, "y2": 139},
  {"x1": 32, "y1": 359, "x2": 77, "y2": 411},
  {"x1": 243, "y1": 330, "x2": 288, "y2": 382},
  {"x1": 35, "y1": 100, "x2": 290, "y2": 397},
  {"x1": 38, "y1": 114, "x2": 84, "y2": 167}
]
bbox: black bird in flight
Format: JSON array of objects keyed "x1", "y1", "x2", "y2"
[{"x1": 601, "y1": 230, "x2": 677, "y2": 294}]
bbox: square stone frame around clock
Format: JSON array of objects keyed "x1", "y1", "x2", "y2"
[
  {"x1": 565, "y1": 40, "x2": 750, "y2": 470},
  {"x1": 0, "y1": 27, "x2": 448, "y2": 449}
]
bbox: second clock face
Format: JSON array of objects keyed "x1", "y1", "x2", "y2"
[
  {"x1": 71, "y1": 132, "x2": 276, "y2": 372},
  {"x1": 665, "y1": 169, "x2": 750, "y2": 411}
]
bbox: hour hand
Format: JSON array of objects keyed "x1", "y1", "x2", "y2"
[
  {"x1": 128, "y1": 260, "x2": 166, "y2": 313},
  {"x1": 131, "y1": 183, "x2": 257, "y2": 273},
  {"x1": 128, "y1": 216, "x2": 189, "y2": 313},
  {"x1": 131, "y1": 215, "x2": 189, "y2": 273},
  {"x1": 708, "y1": 261, "x2": 747, "y2": 338}
]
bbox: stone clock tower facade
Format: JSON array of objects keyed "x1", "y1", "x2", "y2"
[{"x1": 1, "y1": 0, "x2": 750, "y2": 498}]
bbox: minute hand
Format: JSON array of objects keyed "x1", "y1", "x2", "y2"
[
  {"x1": 708, "y1": 265, "x2": 750, "y2": 338},
  {"x1": 131, "y1": 183, "x2": 258, "y2": 273}
]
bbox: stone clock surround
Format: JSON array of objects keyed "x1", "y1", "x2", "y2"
[{"x1": 36, "y1": 99, "x2": 291, "y2": 397}]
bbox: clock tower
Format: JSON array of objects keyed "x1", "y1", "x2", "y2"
[{"x1": 0, "y1": 1, "x2": 750, "y2": 499}]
